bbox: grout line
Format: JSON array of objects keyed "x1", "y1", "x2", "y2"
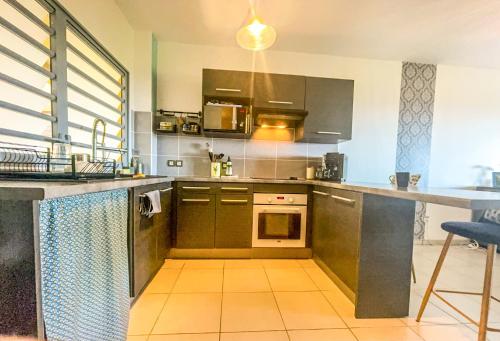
[
  {"x1": 262, "y1": 266, "x2": 292, "y2": 341},
  {"x1": 144, "y1": 262, "x2": 185, "y2": 338},
  {"x1": 219, "y1": 261, "x2": 225, "y2": 341}
]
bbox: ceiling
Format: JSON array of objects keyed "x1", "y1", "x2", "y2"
[{"x1": 115, "y1": 0, "x2": 500, "y2": 69}]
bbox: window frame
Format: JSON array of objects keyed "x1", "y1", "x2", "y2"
[{"x1": 0, "y1": 0, "x2": 130, "y2": 163}]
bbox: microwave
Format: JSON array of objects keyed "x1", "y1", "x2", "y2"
[{"x1": 203, "y1": 103, "x2": 250, "y2": 133}]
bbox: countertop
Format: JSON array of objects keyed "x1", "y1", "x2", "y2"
[
  {"x1": 2, "y1": 175, "x2": 500, "y2": 209},
  {"x1": 0, "y1": 176, "x2": 174, "y2": 200},
  {"x1": 175, "y1": 176, "x2": 500, "y2": 210}
]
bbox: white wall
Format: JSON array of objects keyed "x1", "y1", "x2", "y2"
[
  {"x1": 429, "y1": 64, "x2": 500, "y2": 187},
  {"x1": 157, "y1": 42, "x2": 402, "y2": 183}
]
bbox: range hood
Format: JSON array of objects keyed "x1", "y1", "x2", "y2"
[{"x1": 253, "y1": 109, "x2": 308, "y2": 129}]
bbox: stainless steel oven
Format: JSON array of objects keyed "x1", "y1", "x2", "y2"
[{"x1": 252, "y1": 193, "x2": 307, "y2": 248}]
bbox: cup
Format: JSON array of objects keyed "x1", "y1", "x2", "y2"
[
  {"x1": 306, "y1": 167, "x2": 315, "y2": 180},
  {"x1": 395, "y1": 172, "x2": 410, "y2": 188},
  {"x1": 210, "y1": 162, "x2": 221, "y2": 178}
]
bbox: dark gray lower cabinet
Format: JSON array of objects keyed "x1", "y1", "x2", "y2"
[
  {"x1": 176, "y1": 193, "x2": 216, "y2": 248},
  {"x1": 132, "y1": 183, "x2": 173, "y2": 297},
  {"x1": 312, "y1": 186, "x2": 361, "y2": 293},
  {"x1": 312, "y1": 188, "x2": 331, "y2": 261},
  {"x1": 329, "y1": 189, "x2": 362, "y2": 292},
  {"x1": 215, "y1": 194, "x2": 253, "y2": 248}
]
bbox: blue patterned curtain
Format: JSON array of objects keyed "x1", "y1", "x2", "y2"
[{"x1": 39, "y1": 189, "x2": 129, "y2": 341}]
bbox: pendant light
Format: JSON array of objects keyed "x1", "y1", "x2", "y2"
[{"x1": 236, "y1": 7, "x2": 276, "y2": 51}]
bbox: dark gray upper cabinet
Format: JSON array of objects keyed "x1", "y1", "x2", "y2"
[
  {"x1": 253, "y1": 73, "x2": 306, "y2": 110},
  {"x1": 203, "y1": 69, "x2": 254, "y2": 98},
  {"x1": 297, "y1": 77, "x2": 354, "y2": 143}
]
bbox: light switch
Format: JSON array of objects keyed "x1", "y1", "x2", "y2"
[
  {"x1": 176, "y1": 160, "x2": 183, "y2": 167},
  {"x1": 167, "y1": 160, "x2": 176, "y2": 167}
]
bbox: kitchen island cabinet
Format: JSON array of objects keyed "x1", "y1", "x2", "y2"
[{"x1": 312, "y1": 185, "x2": 415, "y2": 318}]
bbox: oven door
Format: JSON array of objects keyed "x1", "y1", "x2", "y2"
[{"x1": 252, "y1": 205, "x2": 307, "y2": 248}]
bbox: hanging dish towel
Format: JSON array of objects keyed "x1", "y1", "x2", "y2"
[
  {"x1": 139, "y1": 190, "x2": 161, "y2": 218},
  {"x1": 38, "y1": 189, "x2": 129, "y2": 341}
]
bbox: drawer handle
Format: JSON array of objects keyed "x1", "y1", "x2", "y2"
[
  {"x1": 182, "y1": 186, "x2": 211, "y2": 190},
  {"x1": 313, "y1": 190, "x2": 329, "y2": 196},
  {"x1": 216, "y1": 88, "x2": 241, "y2": 92},
  {"x1": 221, "y1": 187, "x2": 249, "y2": 191},
  {"x1": 221, "y1": 199, "x2": 248, "y2": 203},
  {"x1": 182, "y1": 198, "x2": 210, "y2": 202},
  {"x1": 316, "y1": 131, "x2": 341, "y2": 135},
  {"x1": 331, "y1": 195, "x2": 355, "y2": 205},
  {"x1": 160, "y1": 187, "x2": 173, "y2": 193},
  {"x1": 268, "y1": 100, "x2": 293, "y2": 105}
]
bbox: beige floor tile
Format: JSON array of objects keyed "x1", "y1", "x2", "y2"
[
  {"x1": 297, "y1": 259, "x2": 319, "y2": 268},
  {"x1": 352, "y1": 326, "x2": 423, "y2": 341},
  {"x1": 274, "y1": 291, "x2": 346, "y2": 330},
  {"x1": 261, "y1": 259, "x2": 301, "y2": 269},
  {"x1": 148, "y1": 333, "x2": 219, "y2": 341},
  {"x1": 127, "y1": 336, "x2": 148, "y2": 341},
  {"x1": 224, "y1": 268, "x2": 271, "y2": 292},
  {"x1": 411, "y1": 324, "x2": 478, "y2": 341},
  {"x1": 128, "y1": 293, "x2": 168, "y2": 335},
  {"x1": 304, "y1": 267, "x2": 337, "y2": 290},
  {"x1": 288, "y1": 329, "x2": 357, "y2": 341},
  {"x1": 220, "y1": 331, "x2": 289, "y2": 341},
  {"x1": 322, "y1": 289, "x2": 406, "y2": 328},
  {"x1": 221, "y1": 292, "x2": 285, "y2": 332},
  {"x1": 162, "y1": 259, "x2": 185, "y2": 269},
  {"x1": 183, "y1": 259, "x2": 225, "y2": 269},
  {"x1": 152, "y1": 293, "x2": 222, "y2": 334},
  {"x1": 266, "y1": 268, "x2": 318, "y2": 291},
  {"x1": 224, "y1": 259, "x2": 263, "y2": 269},
  {"x1": 402, "y1": 293, "x2": 460, "y2": 326},
  {"x1": 144, "y1": 269, "x2": 181, "y2": 294},
  {"x1": 172, "y1": 269, "x2": 223, "y2": 293}
]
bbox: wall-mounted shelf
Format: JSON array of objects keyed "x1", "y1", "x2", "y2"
[{"x1": 154, "y1": 110, "x2": 202, "y2": 136}]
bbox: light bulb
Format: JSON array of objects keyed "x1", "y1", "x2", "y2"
[{"x1": 236, "y1": 16, "x2": 276, "y2": 51}]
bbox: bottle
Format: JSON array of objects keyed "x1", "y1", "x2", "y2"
[{"x1": 226, "y1": 156, "x2": 233, "y2": 176}]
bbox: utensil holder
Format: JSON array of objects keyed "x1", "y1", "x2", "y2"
[{"x1": 211, "y1": 162, "x2": 221, "y2": 178}]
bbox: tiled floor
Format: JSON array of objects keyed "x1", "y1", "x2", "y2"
[{"x1": 128, "y1": 244, "x2": 500, "y2": 340}]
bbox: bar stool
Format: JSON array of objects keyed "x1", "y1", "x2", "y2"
[{"x1": 417, "y1": 210, "x2": 500, "y2": 341}]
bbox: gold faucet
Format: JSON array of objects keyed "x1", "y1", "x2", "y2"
[{"x1": 91, "y1": 118, "x2": 106, "y2": 161}]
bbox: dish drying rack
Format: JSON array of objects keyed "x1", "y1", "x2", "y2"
[{"x1": 0, "y1": 142, "x2": 116, "y2": 180}]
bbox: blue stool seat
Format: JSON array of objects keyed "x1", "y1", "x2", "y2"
[{"x1": 442, "y1": 221, "x2": 500, "y2": 245}]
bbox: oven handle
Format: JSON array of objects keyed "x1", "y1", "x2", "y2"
[{"x1": 261, "y1": 208, "x2": 302, "y2": 214}]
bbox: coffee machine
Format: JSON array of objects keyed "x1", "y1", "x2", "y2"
[{"x1": 316, "y1": 153, "x2": 345, "y2": 181}]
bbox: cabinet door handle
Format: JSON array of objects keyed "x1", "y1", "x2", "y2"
[
  {"x1": 216, "y1": 88, "x2": 241, "y2": 92},
  {"x1": 182, "y1": 198, "x2": 210, "y2": 202},
  {"x1": 268, "y1": 100, "x2": 293, "y2": 105},
  {"x1": 331, "y1": 195, "x2": 355, "y2": 205},
  {"x1": 160, "y1": 187, "x2": 173, "y2": 193},
  {"x1": 182, "y1": 186, "x2": 211, "y2": 190},
  {"x1": 316, "y1": 131, "x2": 341, "y2": 135},
  {"x1": 220, "y1": 199, "x2": 248, "y2": 203},
  {"x1": 221, "y1": 187, "x2": 249, "y2": 192},
  {"x1": 313, "y1": 190, "x2": 329, "y2": 196}
]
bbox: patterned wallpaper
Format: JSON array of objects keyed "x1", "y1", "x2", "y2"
[{"x1": 396, "y1": 62, "x2": 437, "y2": 240}]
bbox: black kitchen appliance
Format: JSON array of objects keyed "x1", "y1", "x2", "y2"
[
  {"x1": 203, "y1": 101, "x2": 251, "y2": 134},
  {"x1": 322, "y1": 152, "x2": 345, "y2": 181}
]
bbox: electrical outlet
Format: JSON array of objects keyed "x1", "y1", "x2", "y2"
[
  {"x1": 176, "y1": 160, "x2": 183, "y2": 167},
  {"x1": 167, "y1": 160, "x2": 176, "y2": 167}
]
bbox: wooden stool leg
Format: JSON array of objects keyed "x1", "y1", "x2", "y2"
[
  {"x1": 478, "y1": 244, "x2": 496, "y2": 341},
  {"x1": 411, "y1": 262, "x2": 417, "y2": 284},
  {"x1": 416, "y1": 232, "x2": 454, "y2": 322}
]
